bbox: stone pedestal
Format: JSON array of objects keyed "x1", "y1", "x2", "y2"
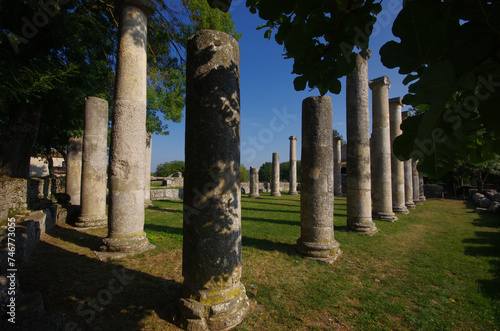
[
  {"x1": 145, "y1": 131, "x2": 152, "y2": 206},
  {"x1": 412, "y1": 159, "x2": 422, "y2": 205},
  {"x1": 419, "y1": 174, "x2": 426, "y2": 202},
  {"x1": 369, "y1": 76, "x2": 397, "y2": 222},
  {"x1": 271, "y1": 152, "x2": 281, "y2": 196},
  {"x1": 333, "y1": 136, "x2": 343, "y2": 196},
  {"x1": 346, "y1": 50, "x2": 378, "y2": 235},
  {"x1": 402, "y1": 111, "x2": 416, "y2": 210},
  {"x1": 389, "y1": 98, "x2": 409, "y2": 214},
  {"x1": 288, "y1": 136, "x2": 298, "y2": 195},
  {"x1": 66, "y1": 136, "x2": 82, "y2": 206},
  {"x1": 249, "y1": 166, "x2": 260, "y2": 198},
  {"x1": 101, "y1": 0, "x2": 156, "y2": 256},
  {"x1": 76, "y1": 97, "x2": 109, "y2": 228},
  {"x1": 297, "y1": 96, "x2": 341, "y2": 263},
  {"x1": 178, "y1": 29, "x2": 249, "y2": 330}
]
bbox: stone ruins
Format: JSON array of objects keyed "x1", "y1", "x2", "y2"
[
  {"x1": 271, "y1": 152, "x2": 281, "y2": 196},
  {"x1": 288, "y1": 136, "x2": 299, "y2": 195}
]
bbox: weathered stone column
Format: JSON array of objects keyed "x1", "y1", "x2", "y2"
[
  {"x1": 179, "y1": 29, "x2": 249, "y2": 330},
  {"x1": 66, "y1": 136, "x2": 83, "y2": 206},
  {"x1": 76, "y1": 97, "x2": 109, "y2": 228},
  {"x1": 419, "y1": 173, "x2": 426, "y2": 202},
  {"x1": 101, "y1": 0, "x2": 156, "y2": 255},
  {"x1": 369, "y1": 76, "x2": 397, "y2": 222},
  {"x1": 249, "y1": 166, "x2": 260, "y2": 198},
  {"x1": 389, "y1": 98, "x2": 409, "y2": 214},
  {"x1": 288, "y1": 136, "x2": 298, "y2": 195},
  {"x1": 144, "y1": 131, "x2": 152, "y2": 206},
  {"x1": 271, "y1": 152, "x2": 281, "y2": 196},
  {"x1": 333, "y1": 136, "x2": 343, "y2": 196},
  {"x1": 412, "y1": 159, "x2": 422, "y2": 205},
  {"x1": 346, "y1": 50, "x2": 378, "y2": 235},
  {"x1": 402, "y1": 111, "x2": 416, "y2": 210},
  {"x1": 297, "y1": 96, "x2": 341, "y2": 263}
]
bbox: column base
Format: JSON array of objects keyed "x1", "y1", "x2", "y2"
[
  {"x1": 248, "y1": 194, "x2": 260, "y2": 199},
  {"x1": 347, "y1": 218, "x2": 378, "y2": 235},
  {"x1": 373, "y1": 211, "x2": 398, "y2": 222},
  {"x1": 288, "y1": 191, "x2": 299, "y2": 195},
  {"x1": 99, "y1": 232, "x2": 155, "y2": 256},
  {"x1": 271, "y1": 192, "x2": 281, "y2": 197},
  {"x1": 406, "y1": 202, "x2": 416, "y2": 209},
  {"x1": 414, "y1": 200, "x2": 423, "y2": 206},
  {"x1": 75, "y1": 215, "x2": 107, "y2": 229},
  {"x1": 144, "y1": 199, "x2": 153, "y2": 207},
  {"x1": 176, "y1": 285, "x2": 249, "y2": 331},
  {"x1": 296, "y1": 239, "x2": 341, "y2": 264},
  {"x1": 393, "y1": 205, "x2": 409, "y2": 214},
  {"x1": 420, "y1": 197, "x2": 426, "y2": 202}
]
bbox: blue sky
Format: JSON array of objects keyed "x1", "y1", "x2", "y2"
[{"x1": 150, "y1": 0, "x2": 410, "y2": 172}]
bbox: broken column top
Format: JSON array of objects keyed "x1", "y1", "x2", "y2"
[
  {"x1": 369, "y1": 76, "x2": 391, "y2": 89},
  {"x1": 289, "y1": 136, "x2": 298, "y2": 140},
  {"x1": 121, "y1": 0, "x2": 157, "y2": 15},
  {"x1": 389, "y1": 97, "x2": 404, "y2": 106}
]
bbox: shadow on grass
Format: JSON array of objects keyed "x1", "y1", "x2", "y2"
[
  {"x1": 242, "y1": 236, "x2": 298, "y2": 255},
  {"x1": 48, "y1": 225, "x2": 105, "y2": 251},
  {"x1": 462, "y1": 201, "x2": 500, "y2": 315},
  {"x1": 242, "y1": 216, "x2": 299, "y2": 227},
  {"x1": 17, "y1": 227, "x2": 182, "y2": 331},
  {"x1": 242, "y1": 206, "x2": 300, "y2": 214},
  {"x1": 144, "y1": 223, "x2": 183, "y2": 236}
]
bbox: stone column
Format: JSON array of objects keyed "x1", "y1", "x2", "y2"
[
  {"x1": 419, "y1": 173, "x2": 426, "y2": 202},
  {"x1": 101, "y1": 0, "x2": 156, "y2": 255},
  {"x1": 369, "y1": 76, "x2": 397, "y2": 222},
  {"x1": 333, "y1": 136, "x2": 343, "y2": 196},
  {"x1": 66, "y1": 136, "x2": 83, "y2": 206},
  {"x1": 288, "y1": 136, "x2": 298, "y2": 195},
  {"x1": 76, "y1": 97, "x2": 109, "y2": 228},
  {"x1": 271, "y1": 152, "x2": 281, "y2": 196},
  {"x1": 249, "y1": 166, "x2": 260, "y2": 198},
  {"x1": 298, "y1": 96, "x2": 341, "y2": 263},
  {"x1": 412, "y1": 159, "x2": 422, "y2": 205},
  {"x1": 144, "y1": 131, "x2": 152, "y2": 206},
  {"x1": 389, "y1": 98, "x2": 409, "y2": 214},
  {"x1": 179, "y1": 29, "x2": 249, "y2": 330},
  {"x1": 402, "y1": 111, "x2": 416, "y2": 210},
  {"x1": 346, "y1": 50, "x2": 378, "y2": 235}
]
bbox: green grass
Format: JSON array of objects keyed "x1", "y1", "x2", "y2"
[{"x1": 17, "y1": 193, "x2": 500, "y2": 330}]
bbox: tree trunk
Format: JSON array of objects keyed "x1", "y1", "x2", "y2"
[{"x1": 0, "y1": 103, "x2": 43, "y2": 178}]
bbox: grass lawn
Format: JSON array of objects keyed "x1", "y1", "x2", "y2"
[{"x1": 17, "y1": 194, "x2": 500, "y2": 330}]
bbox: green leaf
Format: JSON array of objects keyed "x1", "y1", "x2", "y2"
[
  {"x1": 207, "y1": 0, "x2": 232, "y2": 12},
  {"x1": 293, "y1": 75, "x2": 308, "y2": 91}
]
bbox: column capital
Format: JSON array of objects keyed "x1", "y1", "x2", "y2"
[
  {"x1": 360, "y1": 49, "x2": 371, "y2": 60},
  {"x1": 369, "y1": 76, "x2": 391, "y2": 90},
  {"x1": 389, "y1": 97, "x2": 403, "y2": 106},
  {"x1": 333, "y1": 136, "x2": 343, "y2": 142},
  {"x1": 120, "y1": 0, "x2": 156, "y2": 15},
  {"x1": 402, "y1": 110, "x2": 411, "y2": 120},
  {"x1": 289, "y1": 135, "x2": 298, "y2": 141}
]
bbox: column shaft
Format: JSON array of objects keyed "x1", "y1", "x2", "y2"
[
  {"x1": 412, "y1": 159, "x2": 422, "y2": 205},
  {"x1": 289, "y1": 136, "x2": 298, "y2": 195},
  {"x1": 370, "y1": 76, "x2": 397, "y2": 221},
  {"x1": 77, "y1": 97, "x2": 109, "y2": 228},
  {"x1": 402, "y1": 111, "x2": 416, "y2": 209},
  {"x1": 389, "y1": 98, "x2": 409, "y2": 214},
  {"x1": 249, "y1": 166, "x2": 260, "y2": 198},
  {"x1": 145, "y1": 131, "x2": 152, "y2": 206},
  {"x1": 271, "y1": 153, "x2": 281, "y2": 196},
  {"x1": 346, "y1": 50, "x2": 378, "y2": 235},
  {"x1": 66, "y1": 136, "x2": 82, "y2": 206},
  {"x1": 298, "y1": 96, "x2": 341, "y2": 263},
  {"x1": 419, "y1": 173, "x2": 426, "y2": 201},
  {"x1": 102, "y1": 0, "x2": 156, "y2": 254},
  {"x1": 333, "y1": 137, "x2": 343, "y2": 196},
  {"x1": 179, "y1": 29, "x2": 249, "y2": 330}
]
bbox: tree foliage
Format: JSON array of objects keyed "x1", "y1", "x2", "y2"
[
  {"x1": 279, "y1": 161, "x2": 301, "y2": 183},
  {"x1": 155, "y1": 160, "x2": 185, "y2": 177},
  {"x1": 380, "y1": 0, "x2": 500, "y2": 178},
  {"x1": 240, "y1": 164, "x2": 249, "y2": 182},
  {"x1": 259, "y1": 161, "x2": 272, "y2": 182}
]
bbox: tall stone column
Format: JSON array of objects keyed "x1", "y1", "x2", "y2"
[
  {"x1": 271, "y1": 152, "x2": 281, "y2": 196},
  {"x1": 402, "y1": 111, "x2": 416, "y2": 210},
  {"x1": 369, "y1": 76, "x2": 397, "y2": 222},
  {"x1": 179, "y1": 29, "x2": 249, "y2": 330},
  {"x1": 333, "y1": 136, "x2": 343, "y2": 196},
  {"x1": 412, "y1": 159, "x2": 422, "y2": 205},
  {"x1": 389, "y1": 98, "x2": 409, "y2": 214},
  {"x1": 419, "y1": 173, "x2": 426, "y2": 202},
  {"x1": 66, "y1": 136, "x2": 83, "y2": 206},
  {"x1": 249, "y1": 166, "x2": 260, "y2": 198},
  {"x1": 288, "y1": 136, "x2": 298, "y2": 195},
  {"x1": 101, "y1": 0, "x2": 156, "y2": 255},
  {"x1": 346, "y1": 50, "x2": 378, "y2": 235},
  {"x1": 297, "y1": 96, "x2": 341, "y2": 263},
  {"x1": 76, "y1": 97, "x2": 109, "y2": 228},
  {"x1": 144, "y1": 131, "x2": 152, "y2": 206}
]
